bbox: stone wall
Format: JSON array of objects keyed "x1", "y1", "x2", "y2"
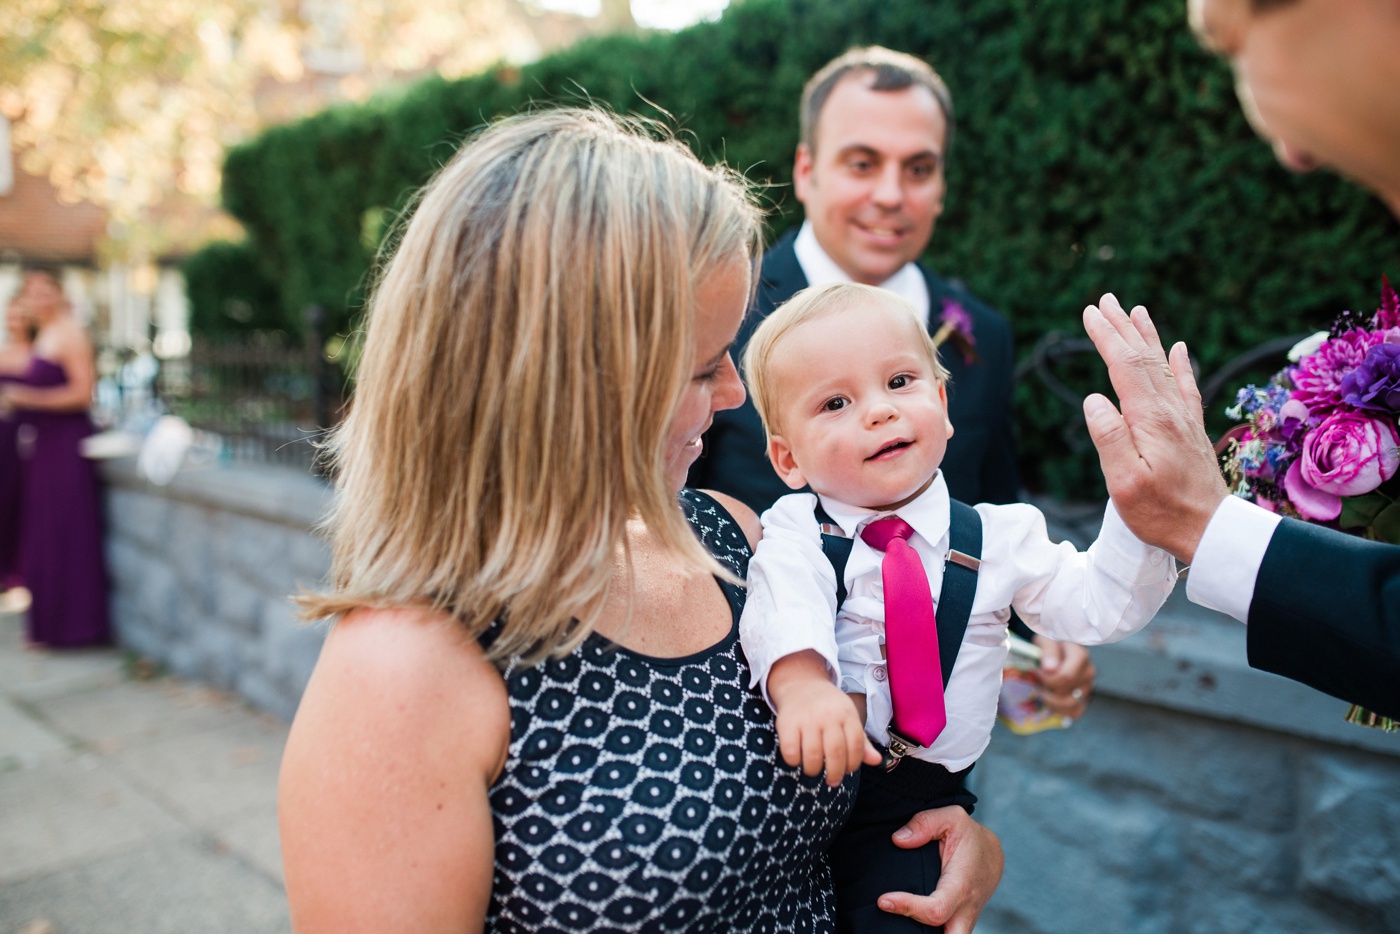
[
  {"x1": 102, "y1": 458, "x2": 332, "y2": 722},
  {"x1": 100, "y1": 465, "x2": 1399, "y2": 931}
]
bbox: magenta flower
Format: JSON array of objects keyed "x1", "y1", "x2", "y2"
[
  {"x1": 1283, "y1": 411, "x2": 1400, "y2": 520},
  {"x1": 1375, "y1": 275, "x2": 1400, "y2": 330},
  {"x1": 1290, "y1": 329, "x2": 1384, "y2": 414}
]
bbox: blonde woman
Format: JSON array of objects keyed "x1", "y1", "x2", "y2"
[{"x1": 279, "y1": 110, "x2": 1003, "y2": 933}]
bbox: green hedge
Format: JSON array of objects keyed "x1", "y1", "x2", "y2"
[
  {"x1": 210, "y1": 0, "x2": 1400, "y2": 498},
  {"x1": 181, "y1": 240, "x2": 285, "y2": 337}
]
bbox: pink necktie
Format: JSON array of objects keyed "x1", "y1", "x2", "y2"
[{"x1": 860, "y1": 516, "x2": 946, "y2": 747}]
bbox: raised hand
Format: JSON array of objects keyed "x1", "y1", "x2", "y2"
[{"x1": 1081, "y1": 294, "x2": 1228, "y2": 564}]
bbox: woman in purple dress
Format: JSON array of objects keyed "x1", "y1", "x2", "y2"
[
  {"x1": 0, "y1": 294, "x2": 34, "y2": 591},
  {"x1": 1, "y1": 269, "x2": 109, "y2": 647}
]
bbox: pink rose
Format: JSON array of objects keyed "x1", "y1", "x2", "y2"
[{"x1": 1284, "y1": 412, "x2": 1400, "y2": 520}]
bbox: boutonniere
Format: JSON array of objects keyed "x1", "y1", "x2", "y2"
[{"x1": 931, "y1": 298, "x2": 979, "y2": 365}]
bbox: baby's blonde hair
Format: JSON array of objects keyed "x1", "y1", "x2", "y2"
[
  {"x1": 302, "y1": 109, "x2": 762, "y2": 665},
  {"x1": 742, "y1": 282, "x2": 948, "y2": 444}
]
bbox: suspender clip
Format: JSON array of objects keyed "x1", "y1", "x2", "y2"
[{"x1": 882, "y1": 728, "x2": 923, "y2": 771}]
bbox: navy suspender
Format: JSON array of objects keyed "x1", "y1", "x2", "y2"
[
  {"x1": 815, "y1": 502, "x2": 855, "y2": 606},
  {"x1": 815, "y1": 500, "x2": 982, "y2": 687}
]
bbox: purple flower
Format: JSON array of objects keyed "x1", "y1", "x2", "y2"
[
  {"x1": 1276, "y1": 398, "x2": 1312, "y2": 445},
  {"x1": 1283, "y1": 411, "x2": 1400, "y2": 520},
  {"x1": 1340, "y1": 342, "x2": 1400, "y2": 413},
  {"x1": 939, "y1": 299, "x2": 975, "y2": 345},
  {"x1": 1290, "y1": 328, "x2": 1384, "y2": 414},
  {"x1": 936, "y1": 298, "x2": 977, "y2": 364}
]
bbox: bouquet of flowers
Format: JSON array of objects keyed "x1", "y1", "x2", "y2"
[{"x1": 1220, "y1": 277, "x2": 1400, "y2": 732}]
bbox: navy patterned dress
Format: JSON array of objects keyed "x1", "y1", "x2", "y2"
[{"x1": 485, "y1": 489, "x2": 857, "y2": 932}]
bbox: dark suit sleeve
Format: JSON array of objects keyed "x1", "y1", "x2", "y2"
[
  {"x1": 974, "y1": 307, "x2": 1020, "y2": 507},
  {"x1": 1246, "y1": 518, "x2": 1400, "y2": 719},
  {"x1": 928, "y1": 280, "x2": 1028, "y2": 638},
  {"x1": 925, "y1": 274, "x2": 1020, "y2": 507}
]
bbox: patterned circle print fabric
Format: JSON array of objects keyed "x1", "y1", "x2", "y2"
[{"x1": 485, "y1": 490, "x2": 857, "y2": 933}]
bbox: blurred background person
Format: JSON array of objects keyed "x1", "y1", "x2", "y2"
[
  {"x1": 1, "y1": 267, "x2": 110, "y2": 648},
  {"x1": 0, "y1": 293, "x2": 35, "y2": 595}
]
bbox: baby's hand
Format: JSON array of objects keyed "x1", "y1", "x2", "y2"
[{"x1": 767, "y1": 651, "x2": 881, "y2": 786}]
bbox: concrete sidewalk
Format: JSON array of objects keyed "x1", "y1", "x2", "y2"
[{"x1": 0, "y1": 598, "x2": 291, "y2": 934}]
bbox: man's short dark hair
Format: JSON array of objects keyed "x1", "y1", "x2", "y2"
[{"x1": 800, "y1": 47, "x2": 955, "y2": 155}]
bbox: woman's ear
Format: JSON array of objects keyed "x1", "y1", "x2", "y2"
[{"x1": 768, "y1": 435, "x2": 808, "y2": 490}]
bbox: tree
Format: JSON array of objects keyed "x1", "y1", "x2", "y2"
[{"x1": 0, "y1": 0, "x2": 621, "y2": 260}]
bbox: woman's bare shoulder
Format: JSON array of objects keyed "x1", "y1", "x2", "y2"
[
  {"x1": 40, "y1": 317, "x2": 91, "y2": 352},
  {"x1": 295, "y1": 606, "x2": 511, "y2": 777},
  {"x1": 281, "y1": 606, "x2": 509, "y2": 929},
  {"x1": 0, "y1": 344, "x2": 28, "y2": 374}
]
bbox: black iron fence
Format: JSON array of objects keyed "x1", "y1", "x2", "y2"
[
  {"x1": 151, "y1": 313, "x2": 1305, "y2": 484},
  {"x1": 156, "y1": 308, "x2": 347, "y2": 473},
  {"x1": 1013, "y1": 328, "x2": 1311, "y2": 466}
]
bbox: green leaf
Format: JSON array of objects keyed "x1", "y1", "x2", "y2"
[
  {"x1": 1339, "y1": 492, "x2": 1390, "y2": 530},
  {"x1": 1369, "y1": 501, "x2": 1400, "y2": 544}
]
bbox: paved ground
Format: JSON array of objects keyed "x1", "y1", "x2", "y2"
[{"x1": 0, "y1": 596, "x2": 291, "y2": 934}]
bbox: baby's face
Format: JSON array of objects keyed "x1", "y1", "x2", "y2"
[{"x1": 768, "y1": 300, "x2": 953, "y2": 512}]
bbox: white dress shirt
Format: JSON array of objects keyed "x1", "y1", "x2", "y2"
[
  {"x1": 1184, "y1": 495, "x2": 1282, "y2": 623},
  {"x1": 793, "y1": 222, "x2": 931, "y2": 326},
  {"x1": 740, "y1": 473, "x2": 1178, "y2": 771}
]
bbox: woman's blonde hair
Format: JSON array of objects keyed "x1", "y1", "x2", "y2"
[
  {"x1": 742, "y1": 282, "x2": 947, "y2": 444},
  {"x1": 302, "y1": 109, "x2": 762, "y2": 665}
]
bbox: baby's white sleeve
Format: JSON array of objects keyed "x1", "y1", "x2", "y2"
[
  {"x1": 990, "y1": 500, "x2": 1177, "y2": 645},
  {"x1": 739, "y1": 493, "x2": 843, "y2": 708}
]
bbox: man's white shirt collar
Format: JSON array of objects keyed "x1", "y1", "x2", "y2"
[{"x1": 792, "y1": 221, "x2": 931, "y2": 326}]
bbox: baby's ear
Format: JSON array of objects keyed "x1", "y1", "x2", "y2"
[
  {"x1": 939, "y1": 382, "x2": 954, "y2": 439},
  {"x1": 768, "y1": 436, "x2": 808, "y2": 490}
]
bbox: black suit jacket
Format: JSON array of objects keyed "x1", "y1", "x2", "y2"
[
  {"x1": 689, "y1": 228, "x2": 1019, "y2": 513},
  {"x1": 1248, "y1": 518, "x2": 1400, "y2": 718}
]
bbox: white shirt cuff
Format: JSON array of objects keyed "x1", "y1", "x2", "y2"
[{"x1": 1184, "y1": 495, "x2": 1282, "y2": 623}]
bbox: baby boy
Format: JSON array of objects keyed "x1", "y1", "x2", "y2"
[{"x1": 737, "y1": 282, "x2": 1177, "y2": 930}]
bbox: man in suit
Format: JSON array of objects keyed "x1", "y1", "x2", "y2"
[
  {"x1": 1081, "y1": 0, "x2": 1400, "y2": 719},
  {"x1": 690, "y1": 46, "x2": 1096, "y2": 717}
]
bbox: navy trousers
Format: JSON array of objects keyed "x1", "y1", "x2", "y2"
[{"x1": 831, "y1": 759, "x2": 976, "y2": 933}]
